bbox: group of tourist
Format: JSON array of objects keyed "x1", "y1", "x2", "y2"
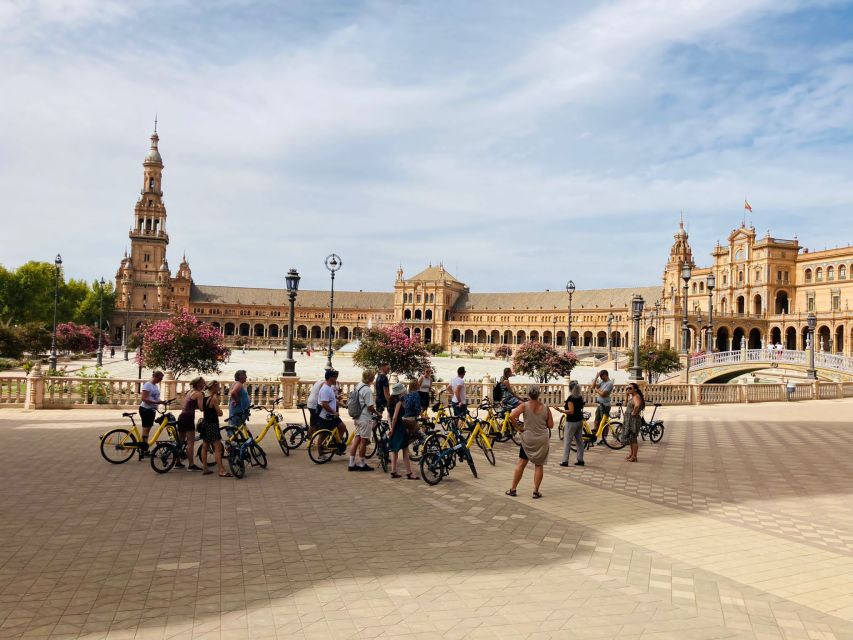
[{"x1": 136, "y1": 364, "x2": 647, "y2": 497}]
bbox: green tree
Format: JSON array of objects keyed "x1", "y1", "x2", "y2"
[
  {"x1": 625, "y1": 344, "x2": 681, "y2": 382},
  {"x1": 2, "y1": 261, "x2": 57, "y2": 324},
  {"x1": 512, "y1": 342, "x2": 578, "y2": 383},
  {"x1": 74, "y1": 280, "x2": 116, "y2": 327},
  {"x1": 0, "y1": 325, "x2": 23, "y2": 358},
  {"x1": 353, "y1": 323, "x2": 430, "y2": 377},
  {"x1": 17, "y1": 322, "x2": 51, "y2": 355}
]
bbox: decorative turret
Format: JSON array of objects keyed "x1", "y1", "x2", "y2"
[
  {"x1": 668, "y1": 218, "x2": 695, "y2": 268},
  {"x1": 177, "y1": 254, "x2": 191, "y2": 281}
]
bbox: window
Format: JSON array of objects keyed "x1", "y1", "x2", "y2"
[
  {"x1": 840, "y1": 265, "x2": 847, "y2": 280},
  {"x1": 777, "y1": 270, "x2": 782, "y2": 281},
  {"x1": 832, "y1": 294, "x2": 840, "y2": 311},
  {"x1": 754, "y1": 268, "x2": 761, "y2": 282},
  {"x1": 722, "y1": 274, "x2": 728, "y2": 285},
  {"x1": 804, "y1": 268, "x2": 812, "y2": 283},
  {"x1": 738, "y1": 271, "x2": 744, "y2": 283},
  {"x1": 816, "y1": 267, "x2": 823, "y2": 281},
  {"x1": 143, "y1": 253, "x2": 150, "y2": 262},
  {"x1": 828, "y1": 266, "x2": 835, "y2": 281},
  {"x1": 807, "y1": 295, "x2": 815, "y2": 312},
  {"x1": 149, "y1": 177, "x2": 154, "y2": 189},
  {"x1": 692, "y1": 282, "x2": 697, "y2": 294}
]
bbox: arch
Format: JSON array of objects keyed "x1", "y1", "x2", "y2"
[
  {"x1": 748, "y1": 328, "x2": 761, "y2": 349},
  {"x1": 692, "y1": 282, "x2": 697, "y2": 294},
  {"x1": 840, "y1": 264, "x2": 847, "y2": 280},
  {"x1": 816, "y1": 267, "x2": 823, "y2": 281},
  {"x1": 785, "y1": 326, "x2": 796, "y2": 350},
  {"x1": 311, "y1": 325, "x2": 322, "y2": 340},
  {"x1": 425, "y1": 309, "x2": 433, "y2": 321},
  {"x1": 543, "y1": 330, "x2": 553, "y2": 345},
  {"x1": 503, "y1": 330, "x2": 513, "y2": 344},
  {"x1": 775, "y1": 291, "x2": 789, "y2": 314},
  {"x1": 835, "y1": 325, "x2": 844, "y2": 354},
  {"x1": 611, "y1": 331, "x2": 621, "y2": 348},
  {"x1": 282, "y1": 325, "x2": 289, "y2": 337},
  {"x1": 490, "y1": 330, "x2": 500, "y2": 344},
  {"x1": 583, "y1": 331, "x2": 593, "y2": 347},
  {"x1": 414, "y1": 309, "x2": 422, "y2": 320},
  {"x1": 404, "y1": 327, "x2": 410, "y2": 338},
  {"x1": 645, "y1": 326, "x2": 655, "y2": 343},
  {"x1": 239, "y1": 323, "x2": 250, "y2": 337},
  {"x1": 297, "y1": 325, "x2": 308, "y2": 339},
  {"x1": 516, "y1": 330, "x2": 526, "y2": 344},
  {"x1": 828, "y1": 266, "x2": 835, "y2": 281},
  {"x1": 530, "y1": 330, "x2": 540, "y2": 342},
  {"x1": 413, "y1": 327, "x2": 421, "y2": 340},
  {"x1": 253, "y1": 323, "x2": 265, "y2": 337},
  {"x1": 224, "y1": 322, "x2": 235, "y2": 336},
  {"x1": 477, "y1": 329, "x2": 487, "y2": 343},
  {"x1": 732, "y1": 327, "x2": 745, "y2": 350},
  {"x1": 451, "y1": 329, "x2": 461, "y2": 342},
  {"x1": 268, "y1": 324, "x2": 279, "y2": 338},
  {"x1": 769, "y1": 326, "x2": 781, "y2": 345},
  {"x1": 753, "y1": 294, "x2": 762, "y2": 315},
  {"x1": 556, "y1": 330, "x2": 565, "y2": 347},
  {"x1": 570, "y1": 331, "x2": 579, "y2": 347},
  {"x1": 801, "y1": 326, "x2": 810, "y2": 350},
  {"x1": 699, "y1": 281, "x2": 705, "y2": 292},
  {"x1": 736, "y1": 296, "x2": 745, "y2": 314},
  {"x1": 818, "y1": 325, "x2": 831, "y2": 351},
  {"x1": 424, "y1": 327, "x2": 432, "y2": 344},
  {"x1": 464, "y1": 329, "x2": 474, "y2": 343},
  {"x1": 804, "y1": 268, "x2": 813, "y2": 283},
  {"x1": 338, "y1": 326, "x2": 350, "y2": 340},
  {"x1": 596, "y1": 331, "x2": 607, "y2": 347},
  {"x1": 323, "y1": 326, "x2": 335, "y2": 339},
  {"x1": 404, "y1": 309, "x2": 412, "y2": 320},
  {"x1": 716, "y1": 327, "x2": 730, "y2": 352},
  {"x1": 720, "y1": 297, "x2": 727, "y2": 314}
]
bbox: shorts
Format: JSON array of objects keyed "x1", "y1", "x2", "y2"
[
  {"x1": 518, "y1": 444, "x2": 529, "y2": 461},
  {"x1": 177, "y1": 413, "x2": 195, "y2": 434},
  {"x1": 452, "y1": 403, "x2": 468, "y2": 417},
  {"x1": 354, "y1": 420, "x2": 373, "y2": 441},
  {"x1": 319, "y1": 414, "x2": 343, "y2": 430},
  {"x1": 418, "y1": 392, "x2": 430, "y2": 410},
  {"x1": 308, "y1": 407, "x2": 319, "y2": 428},
  {"x1": 198, "y1": 421, "x2": 221, "y2": 442},
  {"x1": 139, "y1": 406, "x2": 156, "y2": 429}
]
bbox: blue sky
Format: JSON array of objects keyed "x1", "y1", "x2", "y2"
[{"x1": 1, "y1": 0, "x2": 852, "y2": 293}]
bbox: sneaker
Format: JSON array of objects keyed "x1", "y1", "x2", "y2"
[
  {"x1": 559, "y1": 461, "x2": 569, "y2": 467},
  {"x1": 358, "y1": 465, "x2": 375, "y2": 472},
  {"x1": 574, "y1": 461, "x2": 585, "y2": 466},
  {"x1": 187, "y1": 464, "x2": 203, "y2": 472},
  {"x1": 348, "y1": 465, "x2": 358, "y2": 472}
]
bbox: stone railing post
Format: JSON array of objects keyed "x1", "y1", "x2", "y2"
[
  {"x1": 481, "y1": 374, "x2": 493, "y2": 405},
  {"x1": 24, "y1": 364, "x2": 45, "y2": 410},
  {"x1": 692, "y1": 383, "x2": 701, "y2": 405},
  {"x1": 738, "y1": 379, "x2": 748, "y2": 403},
  {"x1": 163, "y1": 371, "x2": 177, "y2": 403},
  {"x1": 279, "y1": 377, "x2": 297, "y2": 409}
]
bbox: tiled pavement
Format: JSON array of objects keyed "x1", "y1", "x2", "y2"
[{"x1": 2, "y1": 400, "x2": 853, "y2": 639}]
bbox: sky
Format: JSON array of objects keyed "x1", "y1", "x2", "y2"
[{"x1": 1, "y1": 0, "x2": 852, "y2": 294}]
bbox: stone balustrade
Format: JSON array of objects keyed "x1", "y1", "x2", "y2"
[{"x1": 5, "y1": 364, "x2": 853, "y2": 410}]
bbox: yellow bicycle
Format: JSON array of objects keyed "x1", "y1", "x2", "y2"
[
  {"x1": 99, "y1": 400, "x2": 177, "y2": 464},
  {"x1": 558, "y1": 402, "x2": 625, "y2": 450},
  {"x1": 197, "y1": 399, "x2": 289, "y2": 467},
  {"x1": 479, "y1": 399, "x2": 522, "y2": 445},
  {"x1": 424, "y1": 411, "x2": 496, "y2": 466}
]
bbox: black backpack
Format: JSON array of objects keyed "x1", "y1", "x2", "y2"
[{"x1": 492, "y1": 378, "x2": 503, "y2": 402}]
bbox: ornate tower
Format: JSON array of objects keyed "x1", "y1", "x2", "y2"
[{"x1": 662, "y1": 218, "x2": 695, "y2": 311}]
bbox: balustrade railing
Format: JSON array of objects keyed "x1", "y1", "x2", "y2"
[
  {"x1": 691, "y1": 349, "x2": 853, "y2": 374},
  {"x1": 0, "y1": 376, "x2": 27, "y2": 405}
]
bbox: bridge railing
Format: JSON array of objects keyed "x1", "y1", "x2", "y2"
[{"x1": 691, "y1": 349, "x2": 853, "y2": 374}]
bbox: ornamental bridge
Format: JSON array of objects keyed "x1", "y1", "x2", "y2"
[{"x1": 688, "y1": 349, "x2": 853, "y2": 383}]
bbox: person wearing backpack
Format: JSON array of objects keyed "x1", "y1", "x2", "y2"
[
  {"x1": 499, "y1": 367, "x2": 522, "y2": 410},
  {"x1": 347, "y1": 369, "x2": 378, "y2": 472}
]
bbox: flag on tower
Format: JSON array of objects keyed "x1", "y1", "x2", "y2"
[{"x1": 744, "y1": 199, "x2": 753, "y2": 213}]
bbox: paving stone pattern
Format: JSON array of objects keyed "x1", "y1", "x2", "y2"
[{"x1": 1, "y1": 400, "x2": 853, "y2": 639}]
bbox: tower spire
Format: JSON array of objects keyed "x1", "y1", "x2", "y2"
[{"x1": 154, "y1": 114, "x2": 158, "y2": 134}]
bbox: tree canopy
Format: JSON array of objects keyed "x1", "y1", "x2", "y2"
[
  {"x1": 138, "y1": 311, "x2": 230, "y2": 379},
  {"x1": 353, "y1": 323, "x2": 431, "y2": 377},
  {"x1": 512, "y1": 342, "x2": 578, "y2": 383},
  {"x1": 625, "y1": 344, "x2": 681, "y2": 382}
]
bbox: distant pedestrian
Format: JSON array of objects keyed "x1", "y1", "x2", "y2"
[
  {"x1": 557, "y1": 380, "x2": 585, "y2": 467},
  {"x1": 624, "y1": 382, "x2": 645, "y2": 462},
  {"x1": 273, "y1": 348, "x2": 277, "y2": 356},
  {"x1": 348, "y1": 370, "x2": 378, "y2": 472},
  {"x1": 388, "y1": 382, "x2": 418, "y2": 479},
  {"x1": 506, "y1": 385, "x2": 552, "y2": 499},
  {"x1": 417, "y1": 366, "x2": 433, "y2": 413},
  {"x1": 450, "y1": 366, "x2": 467, "y2": 417},
  {"x1": 110, "y1": 346, "x2": 115, "y2": 358},
  {"x1": 177, "y1": 377, "x2": 205, "y2": 471}
]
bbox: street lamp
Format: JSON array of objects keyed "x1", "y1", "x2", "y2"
[
  {"x1": 96, "y1": 277, "x2": 105, "y2": 367},
  {"x1": 706, "y1": 273, "x2": 716, "y2": 354},
  {"x1": 48, "y1": 254, "x2": 62, "y2": 372},
  {"x1": 282, "y1": 268, "x2": 301, "y2": 376},
  {"x1": 680, "y1": 263, "x2": 692, "y2": 354},
  {"x1": 654, "y1": 299, "x2": 661, "y2": 344},
  {"x1": 629, "y1": 295, "x2": 645, "y2": 381},
  {"x1": 566, "y1": 280, "x2": 575, "y2": 349},
  {"x1": 325, "y1": 254, "x2": 342, "y2": 369},
  {"x1": 607, "y1": 313, "x2": 614, "y2": 359},
  {"x1": 123, "y1": 292, "x2": 130, "y2": 361},
  {"x1": 806, "y1": 313, "x2": 817, "y2": 379}
]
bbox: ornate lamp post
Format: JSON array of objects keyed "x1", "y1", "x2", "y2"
[
  {"x1": 806, "y1": 313, "x2": 817, "y2": 379},
  {"x1": 552, "y1": 313, "x2": 557, "y2": 348},
  {"x1": 654, "y1": 299, "x2": 661, "y2": 344},
  {"x1": 325, "y1": 254, "x2": 342, "y2": 370},
  {"x1": 629, "y1": 294, "x2": 645, "y2": 381},
  {"x1": 566, "y1": 280, "x2": 575, "y2": 349},
  {"x1": 680, "y1": 263, "x2": 692, "y2": 354},
  {"x1": 123, "y1": 295, "x2": 131, "y2": 361},
  {"x1": 282, "y1": 268, "x2": 300, "y2": 376},
  {"x1": 48, "y1": 254, "x2": 62, "y2": 372},
  {"x1": 607, "y1": 313, "x2": 614, "y2": 358},
  {"x1": 706, "y1": 274, "x2": 715, "y2": 353},
  {"x1": 96, "y1": 277, "x2": 105, "y2": 367}
]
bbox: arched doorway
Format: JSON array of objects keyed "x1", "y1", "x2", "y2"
[
  {"x1": 611, "y1": 331, "x2": 621, "y2": 348},
  {"x1": 503, "y1": 330, "x2": 513, "y2": 344},
  {"x1": 414, "y1": 310, "x2": 422, "y2": 320},
  {"x1": 801, "y1": 326, "x2": 810, "y2": 350},
  {"x1": 253, "y1": 323, "x2": 264, "y2": 337},
  {"x1": 645, "y1": 326, "x2": 655, "y2": 343},
  {"x1": 737, "y1": 296, "x2": 745, "y2": 314},
  {"x1": 239, "y1": 323, "x2": 250, "y2": 337},
  {"x1": 338, "y1": 327, "x2": 349, "y2": 340},
  {"x1": 556, "y1": 331, "x2": 565, "y2": 347},
  {"x1": 733, "y1": 327, "x2": 745, "y2": 350},
  {"x1": 477, "y1": 329, "x2": 487, "y2": 343},
  {"x1": 516, "y1": 330, "x2": 526, "y2": 343},
  {"x1": 835, "y1": 325, "x2": 844, "y2": 354},
  {"x1": 425, "y1": 309, "x2": 433, "y2": 320},
  {"x1": 297, "y1": 325, "x2": 308, "y2": 339},
  {"x1": 464, "y1": 329, "x2": 474, "y2": 343},
  {"x1": 413, "y1": 327, "x2": 421, "y2": 342},
  {"x1": 818, "y1": 325, "x2": 831, "y2": 351},
  {"x1": 530, "y1": 331, "x2": 540, "y2": 342},
  {"x1": 775, "y1": 291, "x2": 789, "y2": 314},
  {"x1": 570, "y1": 331, "x2": 579, "y2": 347},
  {"x1": 748, "y1": 328, "x2": 761, "y2": 349},
  {"x1": 785, "y1": 327, "x2": 796, "y2": 350},
  {"x1": 583, "y1": 331, "x2": 592, "y2": 346},
  {"x1": 596, "y1": 331, "x2": 607, "y2": 347},
  {"x1": 224, "y1": 322, "x2": 235, "y2": 336},
  {"x1": 451, "y1": 329, "x2": 461, "y2": 342},
  {"x1": 753, "y1": 295, "x2": 762, "y2": 315},
  {"x1": 716, "y1": 327, "x2": 730, "y2": 352},
  {"x1": 404, "y1": 309, "x2": 412, "y2": 320},
  {"x1": 543, "y1": 331, "x2": 553, "y2": 345},
  {"x1": 770, "y1": 327, "x2": 781, "y2": 345},
  {"x1": 490, "y1": 330, "x2": 500, "y2": 344},
  {"x1": 311, "y1": 326, "x2": 322, "y2": 340},
  {"x1": 424, "y1": 328, "x2": 432, "y2": 344},
  {"x1": 268, "y1": 325, "x2": 279, "y2": 338}
]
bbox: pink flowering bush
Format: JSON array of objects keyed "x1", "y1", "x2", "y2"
[
  {"x1": 56, "y1": 322, "x2": 97, "y2": 353},
  {"x1": 512, "y1": 342, "x2": 578, "y2": 383},
  {"x1": 138, "y1": 311, "x2": 230, "y2": 379},
  {"x1": 494, "y1": 345, "x2": 513, "y2": 360},
  {"x1": 353, "y1": 323, "x2": 431, "y2": 377}
]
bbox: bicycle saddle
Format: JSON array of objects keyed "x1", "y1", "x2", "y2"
[
  {"x1": 122, "y1": 412, "x2": 135, "y2": 418},
  {"x1": 297, "y1": 402, "x2": 307, "y2": 409}
]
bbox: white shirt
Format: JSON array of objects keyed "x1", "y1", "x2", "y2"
[
  {"x1": 450, "y1": 376, "x2": 466, "y2": 405},
  {"x1": 306, "y1": 379, "x2": 324, "y2": 410},
  {"x1": 140, "y1": 381, "x2": 161, "y2": 410},
  {"x1": 318, "y1": 384, "x2": 338, "y2": 419}
]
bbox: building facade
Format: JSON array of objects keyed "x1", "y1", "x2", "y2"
[{"x1": 113, "y1": 129, "x2": 853, "y2": 357}]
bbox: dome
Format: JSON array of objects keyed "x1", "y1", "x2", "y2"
[{"x1": 145, "y1": 148, "x2": 162, "y2": 164}]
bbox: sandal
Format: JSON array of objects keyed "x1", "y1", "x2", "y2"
[
  {"x1": 532, "y1": 491, "x2": 543, "y2": 499},
  {"x1": 390, "y1": 472, "x2": 402, "y2": 478},
  {"x1": 505, "y1": 489, "x2": 517, "y2": 497},
  {"x1": 406, "y1": 473, "x2": 419, "y2": 480},
  {"x1": 218, "y1": 472, "x2": 233, "y2": 477}
]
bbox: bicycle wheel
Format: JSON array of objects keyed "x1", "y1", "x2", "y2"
[
  {"x1": 475, "y1": 435, "x2": 496, "y2": 466},
  {"x1": 603, "y1": 422, "x2": 626, "y2": 449},
  {"x1": 228, "y1": 448, "x2": 245, "y2": 479},
  {"x1": 378, "y1": 442, "x2": 390, "y2": 473},
  {"x1": 307, "y1": 430, "x2": 335, "y2": 464},
  {"x1": 649, "y1": 424, "x2": 664, "y2": 443},
  {"x1": 196, "y1": 441, "x2": 215, "y2": 467},
  {"x1": 558, "y1": 416, "x2": 565, "y2": 441},
  {"x1": 281, "y1": 425, "x2": 305, "y2": 449},
  {"x1": 276, "y1": 431, "x2": 290, "y2": 457},
  {"x1": 364, "y1": 436, "x2": 377, "y2": 459},
  {"x1": 420, "y1": 452, "x2": 444, "y2": 485},
  {"x1": 510, "y1": 421, "x2": 523, "y2": 446},
  {"x1": 464, "y1": 448, "x2": 478, "y2": 478},
  {"x1": 250, "y1": 443, "x2": 268, "y2": 468},
  {"x1": 100, "y1": 429, "x2": 137, "y2": 464},
  {"x1": 407, "y1": 434, "x2": 426, "y2": 462},
  {"x1": 150, "y1": 442, "x2": 177, "y2": 473}
]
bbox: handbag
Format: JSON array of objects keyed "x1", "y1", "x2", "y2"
[{"x1": 401, "y1": 416, "x2": 419, "y2": 435}]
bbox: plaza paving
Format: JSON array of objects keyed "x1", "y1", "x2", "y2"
[{"x1": 2, "y1": 399, "x2": 853, "y2": 639}]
